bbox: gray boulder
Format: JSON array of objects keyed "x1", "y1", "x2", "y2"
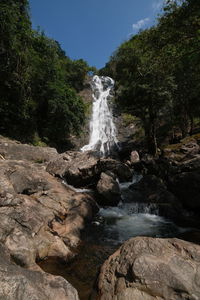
[
  {"x1": 97, "y1": 237, "x2": 200, "y2": 300},
  {"x1": 0, "y1": 136, "x2": 58, "y2": 162},
  {"x1": 47, "y1": 151, "x2": 132, "y2": 187},
  {"x1": 47, "y1": 151, "x2": 100, "y2": 187},
  {"x1": 98, "y1": 158, "x2": 132, "y2": 182},
  {"x1": 130, "y1": 150, "x2": 140, "y2": 164},
  {"x1": 0, "y1": 243, "x2": 79, "y2": 300},
  {"x1": 97, "y1": 172, "x2": 121, "y2": 206}
]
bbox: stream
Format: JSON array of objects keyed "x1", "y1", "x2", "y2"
[{"x1": 39, "y1": 175, "x2": 189, "y2": 300}]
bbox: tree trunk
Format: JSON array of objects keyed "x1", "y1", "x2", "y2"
[
  {"x1": 144, "y1": 119, "x2": 157, "y2": 156},
  {"x1": 189, "y1": 115, "x2": 194, "y2": 136},
  {"x1": 180, "y1": 109, "x2": 189, "y2": 138}
]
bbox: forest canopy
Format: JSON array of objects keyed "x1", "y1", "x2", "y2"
[
  {"x1": 99, "y1": 0, "x2": 200, "y2": 154},
  {"x1": 0, "y1": 0, "x2": 93, "y2": 147}
]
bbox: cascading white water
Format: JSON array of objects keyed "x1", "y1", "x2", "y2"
[
  {"x1": 81, "y1": 75, "x2": 118, "y2": 156},
  {"x1": 92, "y1": 174, "x2": 188, "y2": 245}
]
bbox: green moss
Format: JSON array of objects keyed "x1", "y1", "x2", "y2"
[
  {"x1": 163, "y1": 133, "x2": 200, "y2": 154},
  {"x1": 84, "y1": 102, "x2": 92, "y2": 117},
  {"x1": 164, "y1": 142, "x2": 182, "y2": 151},
  {"x1": 134, "y1": 127, "x2": 145, "y2": 140},
  {"x1": 34, "y1": 159, "x2": 46, "y2": 164},
  {"x1": 32, "y1": 133, "x2": 48, "y2": 147},
  {"x1": 122, "y1": 113, "x2": 139, "y2": 127},
  {"x1": 194, "y1": 117, "x2": 200, "y2": 126},
  {"x1": 181, "y1": 133, "x2": 200, "y2": 144}
]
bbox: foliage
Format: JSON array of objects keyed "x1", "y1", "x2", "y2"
[
  {"x1": 122, "y1": 114, "x2": 139, "y2": 127},
  {"x1": 100, "y1": 0, "x2": 200, "y2": 154},
  {"x1": 0, "y1": 0, "x2": 92, "y2": 147}
]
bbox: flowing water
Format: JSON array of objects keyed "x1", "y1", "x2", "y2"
[
  {"x1": 39, "y1": 176, "x2": 190, "y2": 300},
  {"x1": 81, "y1": 75, "x2": 118, "y2": 156},
  {"x1": 85, "y1": 175, "x2": 187, "y2": 246}
]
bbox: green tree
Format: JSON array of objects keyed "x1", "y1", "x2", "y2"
[
  {"x1": 0, "y1": 0, "x2": 91, "y2": 147},
  {"x1": 100, "y1": 0, "x2": 200, "y2": 154},
  {"x1": 0, "y1": 0, "x2": 33, "y2": 139}
]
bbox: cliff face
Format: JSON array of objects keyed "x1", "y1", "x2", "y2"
[
  {"x1": 68, "y1": 77, "x2": 93, "y2": 150},
  {"x1": 69, "y1": 77, "x2": 142, "y2": 154}
]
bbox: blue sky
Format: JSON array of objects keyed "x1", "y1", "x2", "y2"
[{"x1": 29, "y1": 0, "x2": 164, "y2": 69}]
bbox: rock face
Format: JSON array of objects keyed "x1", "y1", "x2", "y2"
[
  {"x1": 0, "y1": 137, "x2": 100, "y2": 298},
  {"x1": 97, "y1": 237, "x2": 200, "y2": 300},
  {"x1": 0, "y1": 244, "x2": 79, "y2": 300},
  {"x1": 47, "y1": 151, "x2": 132, "y2": 187},
  {"x1": 69, "y1": 77, "x2": 93, "y2": 150},
  {"x1": 0, "y1": 135, "x2": 58, "y2": 162},
  {"x1": 97, "y1": 172, "x2": 121, "y2": 206},
  {"x1": 0, "y1": 159, "x2": 98, "y2": 268}
]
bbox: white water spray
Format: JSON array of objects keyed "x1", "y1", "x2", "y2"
[{"x1": 81, "y1": 75, "x2": 118, "y2": 156}]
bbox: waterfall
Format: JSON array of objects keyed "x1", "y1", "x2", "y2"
[{"x1": 81, "y1": 75, "x2": 118, "y2": 156}]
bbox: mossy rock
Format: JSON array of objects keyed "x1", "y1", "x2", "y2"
[{"x1": 162, "y1": 133, "x2": 200, "y2": 161}]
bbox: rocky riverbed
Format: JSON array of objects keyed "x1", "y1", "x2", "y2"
[{"x1": 0, "y1": 134, "x2": 200, "y2": 299}]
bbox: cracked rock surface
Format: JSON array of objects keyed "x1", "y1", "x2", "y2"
[
  {"x1": 97, "y1": 237, "x2": 200, "y2": 300},
  {"x1": 0, "y1": 243, "x2": 79, "y2": 300},
  {"x1": 0, "y1": 137, "x2": 98, "y2": 299}
]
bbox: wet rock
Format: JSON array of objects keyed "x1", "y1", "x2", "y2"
[
  {"x1": 0, "y1": 243, "x2": 79, "y2": 300},
  {"x1": 97, "y1": 237, "x2": 200, "y2": 300},
  {"x1": 98, "y1": 158, "x2": 132, "y2": 182},
  {"x1": 130, "y1": 175, "x2": 182, "y2": 219},
  {"x1": 96, "y1": 172, "x2": 121, "y2": 206}
]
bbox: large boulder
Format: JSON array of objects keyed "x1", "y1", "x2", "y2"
[
  {"x1": 0, "y1": 136, "x2": 58, "y2": 162},
  {"x1": 130, "y1": 150, "x2": 140, "y2": 164},
  {"x1": 47, "y1": 151, "x2": 132, "y2": 187},
  {"x1": 98, "y1": 158, "x2": 132, "y2": 182},
  {"x1": 0, "y1": 138, "x2": 100, "y2": 298},
  {"x1": 129, "y1": 175, "x2": 182, "y2": 219},
  {"x1": 97, "y1": 237, "x2": 200, "y2": 300},
  {"x1": 169, "y1": 171, "x2": 200, "y2": 210},
  {"x1": 178, "y1": 155, "x2": 200, "y2": 172},
  {"x1": 96, "y1": 172, "x2": 121, "y2": 206},
  {"x1": 47, "y1": 151, "x2": 100, "y2": 187},
  {"x1": 0, "y1": 159, "x2": 98, "y2": 268},
  {"x1": 0, "y1": 244, "x2": 79, "y2": 300},
  {"x1": 163, "y1": 135, "x2": 200, "y2": 162}
]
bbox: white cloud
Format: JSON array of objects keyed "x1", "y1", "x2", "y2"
[
  {"x1": 152, "y1": 0, "x2": 175, "y2": 12},
  {"x1": 132, "y1": 18, "x2": 150, "y2": 32},
  {"x1": 152, "y1": 0, "x2": 163, "y2": 12}
]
